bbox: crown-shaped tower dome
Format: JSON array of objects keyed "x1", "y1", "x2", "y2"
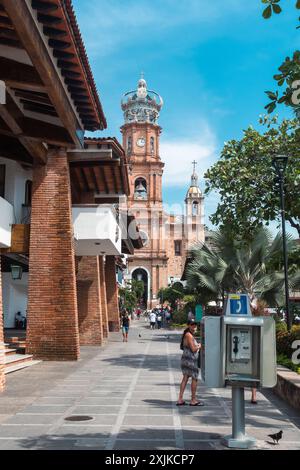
[{"x1": 121, "y1": 74, "x2": 163, "y2": 124}]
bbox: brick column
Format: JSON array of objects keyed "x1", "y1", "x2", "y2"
[
  {"x1": 99, "y1": 256, "x2": 109, "y2": 338},
  {"x1": 27, "y1": 148, "x2": 80, "y2": 360},
  {"x1": 76, "y1": 256, "x2": 103, "y2": 345},
  {"x1": 0, "y1": 256, "x2": 5, "y2": 392},
  {"x1": 105, "y1": 256, "x2": 120, "y2": 332}
]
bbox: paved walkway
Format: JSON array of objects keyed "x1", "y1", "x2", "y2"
[{"x1": 0, "y1": 320, "x2": 300, "y2": 450}]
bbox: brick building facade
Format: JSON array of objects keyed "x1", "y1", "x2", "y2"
[
  {"x1": 121, "y1": 77, "x2": 205, "y2": 308},
  {"x1": 0, "y1": 0, "x2": 142, "y2": 389}
]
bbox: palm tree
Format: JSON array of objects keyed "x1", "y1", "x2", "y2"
[{"x1": 186, "y1": 227, "x2": 299, "y2": 307}]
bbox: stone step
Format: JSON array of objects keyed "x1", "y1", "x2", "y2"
[
  {"x1": 4, "y1": 348, "x2": 17, "y2": 356},
  {"x1": 4, "y1": 353, "x2": 34, "y2": 366},
  {"x1": 4, "y1": 360, "x2": 41, "y2": 375}
]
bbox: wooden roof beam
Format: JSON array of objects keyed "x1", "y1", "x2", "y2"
[
  {"x1": 0, "y1": 57, "x2": 46, "y2": 93},
  {"x1": 2, "y1": 0, "x2": 83, "y2": 147}
]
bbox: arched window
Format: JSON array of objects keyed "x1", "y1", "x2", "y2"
[
  {"x1": 150, "y1": 136, "x2": 155, "y2": 154},
  {"x1": 127, "y1": 136, "x2": 132, "y2": 155},
  {"x1": 24, "y1": 180, "x2": 32, "y2": 206},
  {"x1": 192, "y1": 201, "x2": 199, "y2": 216},
  {"x1": 134, "y1": 178, "x2": 147, "y2": 200}
]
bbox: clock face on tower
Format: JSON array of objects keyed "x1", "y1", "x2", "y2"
[{"x1": 136, "y1": 137, "x2": 145, "y2": 147}]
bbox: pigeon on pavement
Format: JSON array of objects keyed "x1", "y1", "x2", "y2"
[{"x1": 268, "y1": 430, "x2": 283, "y2": 444}]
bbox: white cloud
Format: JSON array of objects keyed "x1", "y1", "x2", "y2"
[{"x1": 160, "y1": 119, "x2": 217, "y2": 186}]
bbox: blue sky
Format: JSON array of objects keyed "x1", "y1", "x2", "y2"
[{"x1": 73, "y1": 0, "x2": 297, "y2": 232}]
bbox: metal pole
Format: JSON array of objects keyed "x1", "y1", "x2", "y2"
[
  {"x1": 278, "y1": 172, "x2": 291, "y2": 331},
  {"x1": 232, "y1": 387, "x2": 245, "y2": 440},
  {"x1": 222, "y1": 386, "x2": 256, "y2": 448}
]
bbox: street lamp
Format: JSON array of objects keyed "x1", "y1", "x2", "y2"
[
  {"x1": 11, "y1": 265, "x2": 23, "y2": 280},
  {"x1": 272, "y1": 154, "x2": 291, "y2": 330}
]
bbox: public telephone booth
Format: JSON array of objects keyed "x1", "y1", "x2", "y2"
[{"x1": 201, "y1": 293, "x2": 277, "y2": 448}]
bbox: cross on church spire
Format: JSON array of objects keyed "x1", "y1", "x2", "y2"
[{"x1": 192, "y1": 160, "x2": 197, "y2": 173}]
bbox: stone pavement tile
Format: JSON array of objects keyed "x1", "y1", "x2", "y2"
[
  {"x1": 0, "y1": 438, "x2": 77, "y2": 450},
  {"x1": 122, "y1": 416, "x2": 174, "y2": 426},
  {"x1": 131, "y1": 392, "x2": 172, "y2": 397},
  {"x1": 91, "y1": 388, "x2": 129, "y2": 393},
  {"x1": 181, "y1": 428, "x2": 225, "y2": 440},
  {"x1": 20, "y1": 405, "x2": 72, "y2": 414},
  {"x1": 3, "y1": 414, "x2": 63, "y2": 425},
  {"x1": 0, "y1": 415, "x2": 10, "y2": 424},
  {"x1": 128, "y1": 399, "x2": 172, "y2": 406},
  {"x1": 72, "y1": 406, "x2": 121, "y2": 415},
  {"x1": 184, "y1": 441, "x2": 215, "y2": 450},
  {"x1": 176, "y1": 406, "x2": 226, "y2": 414},
  {"x1": 33, "y1": 397, "x2": 78, "y2": 405},
  {"x1": 179, "y1": 415, "x2": 230, "y2": 427},
  {"x1": 80, "y1": 397, "x2": 122, "y2": 406},
  {"x1": 126, "y1": 407, "x2": 173, "y2": 415},
  {"x1": 0, "y1": 425, "x2": 51, "y2": 438},
  {"x1": 89, "y1": 391, "x2": 125, "y2": 396},
  {"x1": 0, "y1": 395, "x2": 34, "y2": 403},
  {"x1": 118, "y1": 427, "x2": 176, "y2": 440},
  {"x1": 52, "y1": 425, "x2": 113, "y2": 437},
  {"x1": 245, "y1": 416, "x2": 294, "y2": 428},
  {"x1": 114, "y1": 440, "x2": 178, "y2": 450},
  {"x1": 73, "y1": 438, "x2": 108, "y2": 450},
  {"x1": 42, "y1": 390, "x2": 85, "y2": 397}
]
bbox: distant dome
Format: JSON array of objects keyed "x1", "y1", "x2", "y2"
[
  {"x1": 187, "y1": 186, "x2": 202, "y2": 197},
  {"x1": 121, "y1": 74, "x2": 163, "y2": 124}
]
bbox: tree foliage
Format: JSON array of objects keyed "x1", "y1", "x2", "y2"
[
  {"x1": 205, "y1": 117, "x2": 300, "y2": 238},
  {"x1": 119, "y1": 279, "x2": 145, "y2": 313},
  {"x1": 260, "y1": 1, "x2": 300, "y2": 115},
  {"x1": 186, "y1": 227, "x2": 300, "y2": 308}
]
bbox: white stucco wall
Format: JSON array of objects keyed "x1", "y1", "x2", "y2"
[
  {"x1": 0, "y1": 196, "x2": 14, "y2": 248},
  {"x1": 2, "y1": 272, "x2": 28, "y2": 328},
  {"x1": 0, "y1": 157, "x2": 32, "y2": 223}
]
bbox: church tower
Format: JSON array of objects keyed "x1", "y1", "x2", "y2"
[
  {"x1": 121, "y1": 75, "x2": 167, "y2": 307},
  {"x1": 185, "y1": 162, "x2": 205, "y2": 248}
]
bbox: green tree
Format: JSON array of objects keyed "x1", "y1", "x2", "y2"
[
  {"x1": 260, "y1": 1, "x2": 300, "y2": 115},
  {"x1": 131, "y1": 280, "x2": 144, "y2": 303},
  {"x1": 205, "y1": 117, "x2": 300, "y2": 238},
  {"x1": 157, "y1": 283, "x2": 185, "y2": 309},
  {"x1": 186, "y1": 227, "x2": 300, "y2": 308},
  {"x1": 119, "y1": 287, "x2": 137, "y2": 314}
]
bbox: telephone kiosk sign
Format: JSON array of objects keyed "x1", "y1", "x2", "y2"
[{"x1": 226, "y1": 294, "x2": 251, "y2": 317}]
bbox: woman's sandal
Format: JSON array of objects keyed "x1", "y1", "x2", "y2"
[
  {"x1": 189, "y1": 401, "x2": 204, "y2": 406},
  {"x1": 176, "y1": 401, "x2": 186, "y2": 406}
]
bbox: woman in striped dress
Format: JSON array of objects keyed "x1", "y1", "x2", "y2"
[{"x1": 176, "y1": 319, "x2": 204, "y2": 406}]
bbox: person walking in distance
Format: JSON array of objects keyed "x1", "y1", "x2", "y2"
[
  {"x1": 149, "y1": 310, "x2": 156, "y2": 330},
  {"x1": 121, "y1": 311, "x2": 130, "y2": 342},
  {"x1": 157, "y1": 311, "x2": 162, "y2": 329},
  {"x1": 177, "y1": 319, "x2": 204, "y2": 406}
]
